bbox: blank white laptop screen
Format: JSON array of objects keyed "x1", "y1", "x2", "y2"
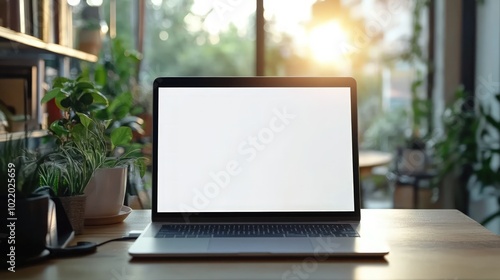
[{"x1": 157, "y1": 87, "x2": 354, "y2": 213}]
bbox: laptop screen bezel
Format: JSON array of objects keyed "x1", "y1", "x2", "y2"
[{"x1": 152, "y1": 77, "x2": 360, "y2": 223}]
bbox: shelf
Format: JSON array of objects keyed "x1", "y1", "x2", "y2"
[
  {"x1": 0, "y1": 130, "x2": 49, "y2": 143},
  {"x1": 0, "y1": 26, "x2": 97, "y2": 62}
]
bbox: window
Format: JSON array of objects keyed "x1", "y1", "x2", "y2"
[
  {"x1": 76, "y1": 0, "x2": 426, "y2": 156},
  {"x1": 140, "y1": 0, "x2": 256, "y2": 84}
]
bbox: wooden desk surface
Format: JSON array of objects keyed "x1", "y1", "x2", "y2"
[{"x1": 5, "y1": 209, "x2": 500, "y2": 279}]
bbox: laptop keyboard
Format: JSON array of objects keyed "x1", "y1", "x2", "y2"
[{"x1": 155, "y1": 224, "x2": 359, "y2": 238}]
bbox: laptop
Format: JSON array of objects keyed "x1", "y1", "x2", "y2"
[{"x1": 129, "y1": 77, "x2": 389, "y2": 257}]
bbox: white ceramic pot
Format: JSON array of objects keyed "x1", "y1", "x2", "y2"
[{"x1": 84, "y1": 167, "x2": 127, "y2": 218}]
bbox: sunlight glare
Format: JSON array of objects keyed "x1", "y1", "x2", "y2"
[
  {"x1": 309, "y1": 21, "x2": 349, "y2": 65},
  {"x1": 86, "y1": 0, "x2": 103, "y2": 6},
  {"x1": 67, "y1": 0, "x2": 81, "y2": 6}
]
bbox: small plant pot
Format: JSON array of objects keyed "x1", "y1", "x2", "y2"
[
  {"x1": 84, "y1": 167, "x2": 128, "y2": 219},
  {"x1": 77, "y1": 29, "x2": 103, "y2": 56},
  {"x1": 58, "y1": 195, "x2": 86, "y2": 235}
]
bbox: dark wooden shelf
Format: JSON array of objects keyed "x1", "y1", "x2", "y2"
[{"x1": 0, "y1": 26, "x2": 97, "y2": 62}]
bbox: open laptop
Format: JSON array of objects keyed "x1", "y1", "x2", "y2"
[{"x1": 129, "y1": 77, "x2": 389, "y2": 257}]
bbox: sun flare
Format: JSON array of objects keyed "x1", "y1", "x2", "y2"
[{"x1": 309, "y1": 21, "x2": 350, "y2": 65}]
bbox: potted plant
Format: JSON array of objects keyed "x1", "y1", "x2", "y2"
[
  {"x1": 0, "y1": 137, "x2": 51, "y2": 265},
  {"x1": 81, "y1": 37, "x2": 150, "y2": 207},
  {"x1": 77, "y1": 6, "x2": 106, "y2": 56},
  {"x1": 433, "y1": 86, "x2": 500, "y2": 227},
  {"x1": 82, "y1": 38, "x2": 146, "y2": 138},
  {"x1": 40, "y1": 76, "x2": 145, "y2": 232}
]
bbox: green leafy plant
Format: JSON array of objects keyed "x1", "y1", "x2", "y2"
[
  {"x1": 40, "y1": 76, "x2": 146, "y2": 196},
  {"x1": 82, "y1": 38, "x2": 145, "y2": 135},
  {"x1": 41, "y1": 76, "x2": 108, "y2": 143},
  {"x1": 475, "y1": 91, "x2": 500, "y2": 224},
  {"x1": 38, "y1": 144, "x2": 100, "y2": 196},
  {"x1": 433, "y1": 87, "x2": 500, "y2": 225},
  {"x1": 0, "y1": 138, "x2": 40, "y2": 197},
  {"x1": 433, "y1": 87, "x2": 477, "y2": 184},
  {"x1": 401, "y1": 0, "x2": 432, "y2": 143}
]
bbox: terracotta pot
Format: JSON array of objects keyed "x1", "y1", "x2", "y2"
[{"x1": 77, "y1": 29, "x2": 102, "y2": 56}]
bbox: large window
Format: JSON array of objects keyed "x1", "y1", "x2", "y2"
[
  {"x1": 140, "y1": 0, "x2": 256, "y2": 84},
  {"x1": 261, "y1": 0, "x2": 424, "y2": 152},
  {"x1": 75, "y1": 0, "x2": 426, "y2": 152}
]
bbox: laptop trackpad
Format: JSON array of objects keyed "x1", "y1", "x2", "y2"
[{"x1": 208, "y1": 238, "x2": 313, "y2": 254}]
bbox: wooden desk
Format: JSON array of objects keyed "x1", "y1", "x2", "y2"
[{"x1": 4, "y1": 210, "x2": 500, "y2": 279}]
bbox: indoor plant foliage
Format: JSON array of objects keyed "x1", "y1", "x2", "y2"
[
  {"x1": 81, "y1": 37, "x2": 146, "y2": 137},
  {"x1": 40, "y1": 76, "x2": 108, "y2": 196},
  {"x1": 40, "y1": 76, "x2": 146, "y2": 196},
  {"x1": 433, "y1": 87, "x2": 500, "y2": 225},
  {"x1": 0, "y1": 138, "x2": 53, "y2": 262},
  {"x1": 81, "y1": 37, "x2": 149, "y2": 207},
  {"x1": 0, "y1": 138, "x2": 39, "y2": 197},
  {"x1": 40, "y1": 76, "x2": 145, "y2": 232}
]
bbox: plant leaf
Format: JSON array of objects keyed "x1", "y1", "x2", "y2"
[
  {"x1": 484, "y1": 114, "x2": 500, "y2": 130},
  {"x1": 60, "y1": 97, "x2": 72, "y2": 108},
  {"x1": 52, "y1": 77, "x2": 71, "y2": 88},
  {"x1": 55, "y1": 91, "x2": 68, "y2": 111},
  {"x1": 75, "y1": 81, "x2": 95, "y2": 91},
  {"x1": 137, "y1": 159, "x2": 146, "y2": 178},
  {"x1": 88, "y1": 90, "x2": 109, "y2": 106},
  {"x1": 41, "y1": 88, "x2": 62, "y2": 103},
  {"x1": 110, "y1": 127, "x2": 132, "y2": 148},
  {"x1": 49, "y1": 121, "x2": 69, "y2": 137},
  {"x1": 79, "y1": 92, "x2": 94, "y2": 105},
  {"x1": 71, "y1": 123, "x2": 87, "y2": 139},
  {"x1": 103, "y1": 119, "x2": 113, "y2": 129},
  {"x1": 94, "y1": 65, "x2": 107, "y2": 86},
  {"x1": 76, "y1": 113, "x2": 92, "y2": 128}
]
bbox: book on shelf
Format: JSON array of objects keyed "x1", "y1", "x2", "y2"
[
  {"x1": 0, "y1": 60, "x2": 45, "y2": 133},
  {"x1": 0, "y1": 0, "x2": 8, "y2": 28},
  {"x1": 0, "y1": 0, "x2": 20, "y2": 32},
  {"x1": 0, "y1": 69, "x2": 38, "y2": 133},
  {"x1": 0, "y1": 0, "x2": 73, "y2": 46},
  {"x1": 49, "y1": 0, "x2": 72, "y2": 47},
  {"x1": 22, "y1": 0, "x2": 33, "y2": 36},
  {"x1": 0, "y1": 0, "x2": 36, "y2": 37},
  {"x1": 32, "y1": 0, "x2": 51, "y2": 42}
]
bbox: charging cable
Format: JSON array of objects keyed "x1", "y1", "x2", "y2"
[{"x1": 49, "y1": 231, "x2": 142, "y2": 257}]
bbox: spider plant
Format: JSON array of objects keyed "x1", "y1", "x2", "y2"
[
  {"x1": 38, "y1": 129, "x2": 106, "y2": 196},
  {"x1": 0, "y1": 137, "x2": 39, "y2": 197}
]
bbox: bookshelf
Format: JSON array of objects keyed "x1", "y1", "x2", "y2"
[
  {"x1": 0, "y1": 26, "x2": 97, "y2": 62},
  {"x1": 0, "y1": 130, "x2": 48, "y2": 142},
  {"x1": 0, "y1": 3, "x2": 98, "y2": 140}
]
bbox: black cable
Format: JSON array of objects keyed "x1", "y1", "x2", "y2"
[
  {"x1": 97, "y1": 236, "x2": 139, "y2": 247},
  {"x1": 49, "y1": 236, "x2": 138, "y2": 257}
]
